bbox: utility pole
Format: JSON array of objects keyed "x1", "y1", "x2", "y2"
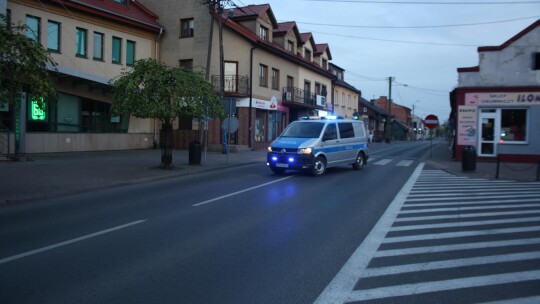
[{"x1": 386, "y1": 76, "x2": 393, "y2": 143}]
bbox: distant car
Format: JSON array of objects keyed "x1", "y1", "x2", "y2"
[{"x1": 266, "y1": 116, "x2": 369, "y2": 176}]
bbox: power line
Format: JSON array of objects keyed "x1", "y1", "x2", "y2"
[
  {"x1": 292, "y1": 15, "x2": 540, "y2": 29},
  {"x1": 305, "y1": 0, "x2": 540, "y2": 5},
  {"x1": 309, "y1": 30, "x2": 479, "y2": 46}
]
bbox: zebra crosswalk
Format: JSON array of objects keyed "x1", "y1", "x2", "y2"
[
  {"x1": 371, "y1": 157, "x2": 415, "y2": 167},
  {"x1": 316, "y1": 164, "x2": 540, "y2": 304}
]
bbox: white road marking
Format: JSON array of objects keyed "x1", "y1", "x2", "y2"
[
  {"x1": 0, "y1": 219, "x2": 147, "y2": 264},
  {"x1": 396, "y1": 160, "x2": 414, "y2": 167},
  {"x1": 346, "y1": 270, "x2": 540, "y2": 302},
  {"x1": 395, "y1": 210, "x2": 540, "y2": 222},
  {"x1": 383, "y1": 226, "x2": 540, "y2": 243},
  {"x1": 192, "y1": 175, "x2": 295, "y2": 207},
  {"x1": 313, "y1": 163, "x2": 424, "y2": 304},
  {"x1": 389, "y1": 216, "x2": 540, "y2": 232},
  {"x1": 373, "y1": 159, "x2": 392, "y2": 165}
]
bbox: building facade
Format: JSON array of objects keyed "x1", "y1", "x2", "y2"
[
  {"x1": 453, "y1": 19, "x2": 540, "y2": 161},
  {"x1": 2, "y1": 0, "x2": 164, "y2": 154},
  {"x1": 329, "y1": 63, "x2": 361, "y2": 120},
  {"x1": 138, "y1": 1, "x2": 335, "y2": 151}
]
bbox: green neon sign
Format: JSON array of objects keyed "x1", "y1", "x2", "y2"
[{"x1": 30, "y1": 97, "x2": 47, "y2": 121}]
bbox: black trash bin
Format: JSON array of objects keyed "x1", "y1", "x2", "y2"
[
  {"x1": 189, "y1": 140, "x2": 202, "y2": 165},
  {"x1": 462, "y1": 145, "x2": 476, "y2": 172}
]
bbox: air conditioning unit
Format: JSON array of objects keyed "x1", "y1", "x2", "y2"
[
  {"x1": 316, "y1": 95, "x2": 326, "y2": 106},
  {"x1": 285, "y1": 92, "x2": 292, "y2": 101}
]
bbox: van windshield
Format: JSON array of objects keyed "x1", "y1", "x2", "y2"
[{"x1": 280, "y1": 122, "x2": 324, "y2": 138}]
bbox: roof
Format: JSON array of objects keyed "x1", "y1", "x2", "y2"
[
  {"x1": 300, "y1": 32, "x2": 316, "y2": 46},
  {"x1": 360, "y1": 98, "x2": 387, "y2": 115},
  {"x1": 478, "y1": 19, "x2": 540, "y2": 52},
  {"x1": 225, "y1": 4, "x2": 278, "y2": 29},
  {"x1": 221, "y1": 6, "x2": 334, "y2": 78},
  {"x1": 53, "y1": 0, "x2": 163, "y2": 32},
  {"x1": 457, "y1": 19, "x2": 540, "y2": 72},
  {"x1": 315, "y1": 43, "x2": 332, "y2": 60},
  {"x1": 274, "y1": 21, "x2": 302, "y2": 42}
]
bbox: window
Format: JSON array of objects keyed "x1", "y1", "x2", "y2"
[
  {"x1": 259, "y1": 64, "x2": 268, "y2": 87},
  {"x1": 534, "y1": 53, "x2": 540, "y2": 70},
  {"x1": 47, "y1": 21, "x2": 60, "y2": 52},
  {"x1": 315, "y1": 83, "x2": 321, "y2": 95},
  {"x1": 323, "y1": 123, "x2": 337, "y2": 140},
  {"x1": 322, "y1": 58, "x2": 328, "y2": 70},
  {"x1": 179, "y1": 59, "x2": 193, "y2": 70},
  {"x1": 111, "y1": 0, "x2": 127, "y2": 4},
  {"x1": 500, "y1": 109, "x2": 527, "y2": 142},
  {"x1": 126, "y1": 40, "x2": 135, "y2": 66},
  {"x1": 26, "y1": 15, "x2": 40, "y2": 42},
  {"x1": 75, "y1": 27, "x2": 87, "y2": 57},
  {"x1": 287, "y1": 76, "x2": 294, "y2": 91},
  {"x1": 259, "y1": 25, "x2": 268, "y2": 41},
  {"x1": 93, "y1": 32, "x2": 104, "y2": 60},
  {"x1": 338, "y1": 122, "x2": 355, "y2": 139},
  {"x1": 287, "y1": 40, "x2": 294, "y2": 53},
  {"x1": 180, "y1": 18, "x2": 194, "y2": 38},
  {"x1": 271, "y1": 68, "x2": 279, "y2": 90},
  {"x1": 112, "y1": 36, "x2": 122, "y2": 64},
  {"x1": 342, "y1": 93, "x2": 345, "y2": 106},
  {"x1": 305, "y1": 49, "x2": 312, "y2": 61}
]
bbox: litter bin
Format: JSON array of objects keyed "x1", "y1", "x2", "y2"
[
  {"x1": 462, "y1": 145, "x2": 476, "y2": 172},
  {"x1": 189, "y1": 140, "x2": 202, "y2": 165}
]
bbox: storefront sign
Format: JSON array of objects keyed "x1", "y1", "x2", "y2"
[
  {"x1": 457, "y1": 105, "x2": 478, "y2": 146},
  {"x1": 465, "y1": 92, "x2": 540, "y2": 106},
  {"x1": 237, "y1": 98, "x2": 278, "y2": 111},
  {"x1": 30, "y1": 97, "x2": 47, "y2": 121}
]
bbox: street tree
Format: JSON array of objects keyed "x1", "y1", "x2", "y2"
[
  {"x1": 0, "y1": 14, "x2": 57, "y2": 154},
  {"x1": 111, "y1": 58, "x2": 223, "y2": 168}
]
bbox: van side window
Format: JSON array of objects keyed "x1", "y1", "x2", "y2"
[
  {"x1": 338, "y1": 122, "x2": 355, "y2": 139},
  {"x1": 323, "y1": 123, "x2": 337, "y2": 140}
]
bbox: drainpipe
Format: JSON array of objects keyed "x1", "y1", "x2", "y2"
[
  {"x1": 248, "y1": 45, "x2": 258, "y2": 149},
  {"x1": 154, "y1": 27, "x2": 164, "y2": 149}
]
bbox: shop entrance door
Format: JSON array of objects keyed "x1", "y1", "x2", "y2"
[{"x1": 478, "y1": 110, "x2": 499, "y2": 157}]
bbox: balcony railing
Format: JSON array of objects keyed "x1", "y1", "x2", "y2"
[
  {"x1": 282, "y1": 87, "x2": 325, "y2": 108},
  {"x1": 211, "y1": 75, "x2": 249, "y2": 95}
]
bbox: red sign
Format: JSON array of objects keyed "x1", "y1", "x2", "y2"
[{"x1": 424, "y1": 114, "x2": 439, "y2": 129}]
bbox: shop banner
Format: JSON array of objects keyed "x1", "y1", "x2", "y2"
[
  {"x1": 237, "y1": 97, "x2": 279, "y2": 111},
  {"x1": 457, "y1": 105, "x2": 477, "y2": 146},
  {"x1": 465, "y1": 92, "x2": 540, "y2": 105}
]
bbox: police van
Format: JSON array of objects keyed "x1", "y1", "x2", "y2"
[{"x1": 266, "y1": 116, "x2": 369, "y2": 176}]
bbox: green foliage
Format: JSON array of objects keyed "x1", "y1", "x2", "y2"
[
  {"x1": 111, "y1": 58, "x2": 224, "y2": 124},
  {"x1": 0, "y1": 14, "x2": 57, "y2": 109}
]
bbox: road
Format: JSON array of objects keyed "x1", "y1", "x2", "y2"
[{"x1": 5, "y1": 141, "x2": 537, "y2": 303}]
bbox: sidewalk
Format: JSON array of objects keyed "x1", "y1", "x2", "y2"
[
  {"x1": 424, "y1": 140, "x2": 540, "y2": 182},
  {"x1": 0, "y1": 148, "x2": 267, "y2": 204},
  {"x1": 1, "y1": 142, "x2": 538, "y2": 204}
]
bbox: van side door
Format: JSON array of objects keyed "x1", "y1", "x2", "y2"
[
  {"x1": 337, "y1": 122, "x2": 359, "y2": 162},
  {"x1": 320, "y1": 122, "x2": 341, "y2": 166}
]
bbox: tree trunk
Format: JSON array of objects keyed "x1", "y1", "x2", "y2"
[{"x1": 160, "y1": 122, "x2": 173, "y2": 169}]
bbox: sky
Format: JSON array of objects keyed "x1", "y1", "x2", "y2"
[{"x1": 224, "y1": 0, "x2": 540, "y2": 123}]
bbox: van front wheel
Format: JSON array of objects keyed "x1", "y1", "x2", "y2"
[
  {"x1": 352, "y1": 152, "x2": 365, "y2": 170},
  {"x1": 312, "y1": 156, "x2": 327, "y2": 176}
]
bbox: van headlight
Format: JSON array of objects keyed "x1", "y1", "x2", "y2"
[
  {"x1": 267, "y1": 146, "x2": 273, "y2": 152},
  {"x1": 299, "y1": 147, "x2": 312, "y2": 154}
]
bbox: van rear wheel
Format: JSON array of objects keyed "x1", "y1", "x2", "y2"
[
  {"x1": 352, "y1": 152, "x2": 365, "y2": 170},
  {"x1": 312, "y1": 156, "x2": 327, "y2": 176}
]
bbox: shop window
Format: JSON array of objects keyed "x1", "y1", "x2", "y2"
[
  {"x1": 500, "y1": 109, "x2": 527, "y2": 142},
  {"x1": 255, "y1": 111, "x2": 266, "y2": 142}
]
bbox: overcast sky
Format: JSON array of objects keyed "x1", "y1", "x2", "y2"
[{"x1": 225, "y1": 0, "x2": 540, "y2": 122}]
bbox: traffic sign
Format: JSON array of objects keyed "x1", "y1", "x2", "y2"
[{"x1": 424, "y1": 114, "x2": 439, "y2": 129}]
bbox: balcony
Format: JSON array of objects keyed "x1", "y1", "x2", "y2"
[
  {"x1": 211, "y1": 75, "x2": 249, "y2": 96},
  {"x1": 281, "y1": 87, "x2": 326, "y2": 109}
]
